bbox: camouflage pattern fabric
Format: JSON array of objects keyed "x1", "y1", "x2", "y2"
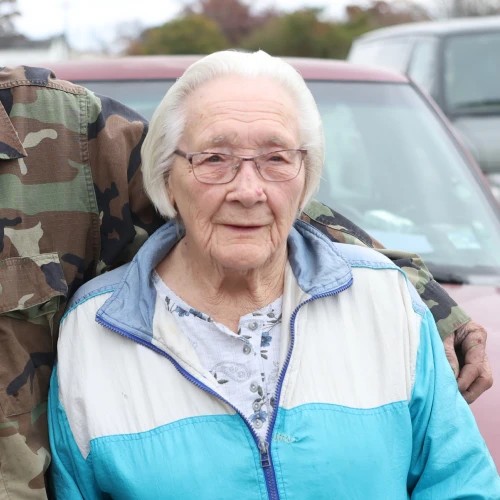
[
  {"x1": 0, "y1": 66, "x2": 163, "y2": 499},
  {"x1": 302, "y1": 200, "x2": 470, "y2": 339},
  {"x1": 0, "y1": 66, "x2": 469, "y2": 498}
]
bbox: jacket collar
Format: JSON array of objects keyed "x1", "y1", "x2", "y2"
[
  {"x1": 289, "y1": 219, "x2": 353, "y2": 296},
  {"x1": 97, "y1": 219, "x2": 352, "y2": 343}
]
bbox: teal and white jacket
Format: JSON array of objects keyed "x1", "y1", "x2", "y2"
[{"x1": 48, "y1": 220, "x2": 500, "y2": 499}]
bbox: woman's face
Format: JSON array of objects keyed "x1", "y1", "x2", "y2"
[{"x1": 167, "y1": 74, "x2": 306, "y2": 272}]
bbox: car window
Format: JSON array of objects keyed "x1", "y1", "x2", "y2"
[
  {"x1": 76, "y1": 80, "x2": 175, "y2": 119},
  {"x1": 310, "y1": 81, "x2": 500, "y2": 282},
  {"x1": 444, "y1": 31, "x2": 500, "y2": 114},
  {"x1": 407, "y1": 37, "x2": 439, "y2": 98},
  {"x1": 348, "y1": 38, "x2": 413, "y2": 73}
]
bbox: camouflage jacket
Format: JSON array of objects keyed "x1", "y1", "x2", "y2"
[
  {"x1": 0, "y1": 66, "x2": 469, "y2": 498},
  {"x1": 0, "y1": 65, "x2": 163, "y2": 498}
]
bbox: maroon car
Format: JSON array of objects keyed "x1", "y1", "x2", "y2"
[{"x1": 47, "y1": 55, "x2": 500, "y2": 470}]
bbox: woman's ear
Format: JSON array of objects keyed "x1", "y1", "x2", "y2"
[
  {"x1": 298, "y1": 176, "x2": 308, "y2": 213},
  {"x1": 164, "y1": 171, "x2": 175, "y2": 206},
  {"x1": 167, "y1": 185, "x2": 175, "y2": 208}
]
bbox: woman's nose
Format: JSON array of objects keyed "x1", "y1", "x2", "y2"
[{"x1": 226, "y1": 160, "x2": 267, "y2": 205}]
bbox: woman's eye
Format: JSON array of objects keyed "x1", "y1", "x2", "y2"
[
  {"x1": 268, "y1": 154, "x2": 287, "y2": 163},
  {"x1": 205, "y1": 154, "x2": 224, "y2": 163}
]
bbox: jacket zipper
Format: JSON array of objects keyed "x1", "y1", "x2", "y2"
[
  {"x1": 96, "y1": 277, "x2": 352, "y2": 499},
  {"x1": 259, "y1": 279, "x2": 354, "y2": 500}
]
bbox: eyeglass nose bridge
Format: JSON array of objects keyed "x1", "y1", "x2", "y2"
[{"x1": 231, "y1": 156, "x2": 264, "y2": 180}]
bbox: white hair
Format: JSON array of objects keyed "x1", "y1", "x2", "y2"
[{"x1": 141, "y1": 50, "x2": 325, "y2": 218}]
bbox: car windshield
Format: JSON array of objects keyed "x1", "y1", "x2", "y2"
[
  {"x1": 312, "y1": 81, "x2": 500, "y2": 284},
  {"x1": 79, "y1": 80, "x2": 174, "y2": 119},
  {"x1": 444, "y1": 31, "x2": 500, "y2": 115},
  {"x1": 81, "y1": 78, "x2": 500, "y2": 284}
]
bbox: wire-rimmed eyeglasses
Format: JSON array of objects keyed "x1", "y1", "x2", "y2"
[{"x1": 174, "y1": 149, "x2": 307, "y2": 184}]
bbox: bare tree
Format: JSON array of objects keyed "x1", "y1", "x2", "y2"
[
  {"x1": 345, "y1": 1, "x2": 430, "y2": 28},
  {"x1": 0, "y1": 0, "x2": 19, "y2": 36},
  {"x1": 185, "y1": 0, "x2": 279, "y2": 45}
]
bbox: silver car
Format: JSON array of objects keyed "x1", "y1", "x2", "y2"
[{"x1": 348, "y1": 16, "x2": 500, "y2": 201}]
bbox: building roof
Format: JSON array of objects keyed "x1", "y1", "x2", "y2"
[{"x1": 0, "y1": 33, "x2": 64, "y2": 49}]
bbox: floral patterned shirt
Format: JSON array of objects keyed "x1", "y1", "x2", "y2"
[{"x1": 153, "y1": 271, "x2": 282, "y2": 441}]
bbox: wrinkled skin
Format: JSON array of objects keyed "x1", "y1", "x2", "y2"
[{"x1": 444, "y1": 321, "x2": 492, "y2": 404}]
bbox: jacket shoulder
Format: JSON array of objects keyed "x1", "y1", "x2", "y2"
[
  {"x1": 64, "y1": 263, "x2": 131, "y2": 315},
  {"x1": 333, "y1": 241, "x2": 396, "y2": 268},
  {"x1": 334, "y1": 242, "x2": 426, "y2": 313},
  {"x1": 0, "y1": 65, "x2": 87, "y2": 95}
]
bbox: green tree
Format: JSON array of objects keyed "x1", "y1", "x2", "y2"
[
  {"x1": 240, "y1": 9, "x2": 352, "y2": 59},
  {"x1": 127, "y1": 14, "x2": 229, "y2": 55},
  {"x1": 126, "y1": 0, "x2": 434, "y2": 60}
]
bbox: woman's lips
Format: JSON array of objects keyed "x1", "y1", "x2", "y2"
[{"x1": 224, "y1": 224, "x2": 261, "y2": 231}]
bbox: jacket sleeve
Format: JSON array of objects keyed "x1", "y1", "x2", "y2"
[
  {"x1": 301, "y1": 200, "x2": 470, "y2": 339},
  {"x1": 48, "y1": 365, "x2": 102, "y2": 499},
  {"x1": 407, "y1": 308, "x2": 500, "y2": 497},
  {"x1": 85, "y1": 90, "x2": 165, "y2": 273}
]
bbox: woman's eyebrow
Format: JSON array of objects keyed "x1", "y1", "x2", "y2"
[
  {"x1": 198, "y1": 134, "x2": 293, "y2": 150},
  {"x1": 197, "y1": 135, "x2": 237, "y2": 149},
  {"x1": 266, "y1": 136, "x2": 293, "y2": 147}
]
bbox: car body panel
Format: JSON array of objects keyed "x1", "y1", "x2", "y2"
[
  {"x1": 45, "y1": 55, "x2": 409, "y2": 83},
  {"x1": 446, "y1": 285, "x2": 500, "y2": 467},
  {"x1": 453, "y1": 116, "x2": 500, "y2": 175},
  {"x1": 350, "y1": 15, "x2": 500, "y2": 41}
]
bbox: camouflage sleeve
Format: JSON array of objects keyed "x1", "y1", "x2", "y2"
[
  {"x1": 301, "y1": 200, "x2": 470, "y2": 340},
  {"x1": 85, "y1": 90, "x2": 164, "y2": 274}
]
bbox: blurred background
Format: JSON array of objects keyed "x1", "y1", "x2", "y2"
[{"x1": 2, "y1": 0, "x2": 500, "y2": 62}]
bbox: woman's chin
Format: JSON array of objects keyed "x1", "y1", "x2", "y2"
[{"x1": 213, "y1": 248, "x2": 271, "y2": 273}]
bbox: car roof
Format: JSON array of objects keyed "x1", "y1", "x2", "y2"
[
  {"x1": 355, "y1": 15, "x2": 500, "y2": 41},
  {"x1": 44, "y1": 55, "x2": 408, "y2": 84}
]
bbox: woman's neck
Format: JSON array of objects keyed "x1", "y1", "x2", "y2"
[{"x1": 156, "y1": 240, "x2": 286, "y2": 332}]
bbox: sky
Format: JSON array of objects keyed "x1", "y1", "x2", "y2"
[{"x1": 12, "y1": 0, "x2": 379, "y2": 52}]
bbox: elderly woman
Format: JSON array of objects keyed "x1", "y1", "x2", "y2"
[{"x1": 48, "y1": 50, "x2": 499, "y2": 499}]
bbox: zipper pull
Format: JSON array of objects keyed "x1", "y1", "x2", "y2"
[{"x1": 259, "y1": 440, "x2": 271, "y2": 468}]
